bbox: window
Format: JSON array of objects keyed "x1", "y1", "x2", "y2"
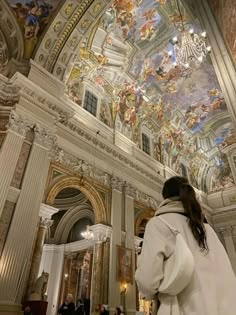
[
  {"x1": 83, "y1": 90, "x2": 98, "y2": 116},
  {"x1": 142, "y1": 133, "x2": 150, "y2": 155}
]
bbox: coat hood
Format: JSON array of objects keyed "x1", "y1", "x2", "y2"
[{"x1": 155, "y1": 197, "x2": 185, "y2": 216}]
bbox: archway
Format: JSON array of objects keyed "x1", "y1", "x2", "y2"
[{"x1": 46, "y1": 176, "x2": 107, "y2": 224}]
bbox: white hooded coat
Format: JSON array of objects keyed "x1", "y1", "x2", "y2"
[{"x1": 135, "y1": 199, "x2": 236, "y2": 315}]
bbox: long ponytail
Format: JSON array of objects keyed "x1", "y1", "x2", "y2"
[{"x1": 162, "y1": 176, "x2": 208, "y2": 252}]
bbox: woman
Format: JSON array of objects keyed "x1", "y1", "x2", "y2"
[
  {"x1": 58, "y1": 294, "x2": 75, "y2": 315},
  {"x1": 114, "y1": 307, "x2": 123, "y2": 315},
  {"x1": 135, "y1": 176, "x2": 236, "y2": 315},
  {"x1": 100, "y1": 305, "x2": 109, "y2": 315}
]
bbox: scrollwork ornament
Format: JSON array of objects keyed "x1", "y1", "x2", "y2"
[
  {"x1": 111, "y1": 176, "x2": 125, "y2": 192},
  {"x1": 125, "y1": 183, "x2": 136, "y2": 198}
]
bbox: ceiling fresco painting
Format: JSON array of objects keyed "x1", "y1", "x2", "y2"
[
  {"x1": 208, "y1": 0, "x2": 236, "y2": 63},
  {"x1": 7, "y1": 0, "x2": 63, "y2": 59},
  {"x1": 65, "y1": 0, "x2": 236, "y2": 193}
]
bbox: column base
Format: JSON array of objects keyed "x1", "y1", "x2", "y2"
[{"x1": 0, "y1": 303, "x2": 22, "y2": 315}]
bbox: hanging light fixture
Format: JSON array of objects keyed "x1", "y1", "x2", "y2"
[
  {"x1": 171, "y1": 0, "x2": 211, "y2": 69},
  {"x1": 81, "y1": 225, "x2": 94, "y2": 240}
]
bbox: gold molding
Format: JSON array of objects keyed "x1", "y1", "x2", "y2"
[
  {"x1": 46, "y1": 175, "x2": 108, "y2": 224},
  {"x1": 45, "y1": 0, "x2": 95, "y2": 73},
  {"x1": 135, "y1": 207, "x2": 154, "y2": 236}
]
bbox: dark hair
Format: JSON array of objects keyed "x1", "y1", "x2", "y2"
[
  {"x1": 162, "y1": 176, "x2": 208, "y2": 252},
  {"x1": 116, "y1": 307, "x2": 122, "y2": 315}
]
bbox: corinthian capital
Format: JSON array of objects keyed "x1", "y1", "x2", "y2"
[
  {"x1": 6, "y1": 110, "x2": 30, "y2": 137},
  {"x1": 39, "y1": 217, "x2": 53, "y2": 229},
  {"x1": 34, "y1": 124, "x2": 58, "y2": 155},
  {"x1": 90, "y1": 224, "x2": 112, "y2": 244},
  {"x1": 125, "y1": 183, "x2": 136, "y2": 198},
  {"x1": 111, "y1": 176, "x2": 125, "y2": 192}
]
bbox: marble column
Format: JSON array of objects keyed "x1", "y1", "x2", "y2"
[
  {"x1": 90, "y1": 224, "x2": 112, "y2": 315},
  {"x1": 124, "y1": 185, "x2": 137, "y2": 315},
  {"x1": 102, "y1": 240, "x2": 110, "y2": 304},
  {"x1": 219, "y1": 226, "x2": 236, "y2": 274},
  {"x1": 0, "y1": 127, "x2": 55, "y2": 315},
  {"x1": 0, "y1": 111, "x2": 28, "y2": 218},
  {"x1": 26, "y1": 217, "x2": 53, "y2": 299},
  {"x1": 90, "y1": 242, "x2": 103, "y2": 314},
  {"x1": 109, "y1": 178, "x2": 124, "y2": 312}
]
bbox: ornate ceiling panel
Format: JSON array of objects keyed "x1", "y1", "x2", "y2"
[
  {"x1": 30, "y1": 0, "x2": 236, "y2": 193},
  {"x1": 6, "y1": 0, "x2": 64, "y2": 59}
]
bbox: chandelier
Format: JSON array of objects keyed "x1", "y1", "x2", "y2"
[
  {"x1": 81, "y1": 225, "x2": 94, "y2": 240},
  {"x1": 170, "y1": 0, "x2": 211, "y2": 68},
  {"x1": 172, "y1": 30, "x2": 211, "y2": 68}
]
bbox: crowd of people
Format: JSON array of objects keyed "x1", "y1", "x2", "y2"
[{"x1": 57, "y1": 294, "x2": 124, "y2": 315}]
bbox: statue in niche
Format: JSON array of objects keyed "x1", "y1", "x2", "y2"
[{"x1": 29, "y1": 271, "x2": 49, "y2": 301}]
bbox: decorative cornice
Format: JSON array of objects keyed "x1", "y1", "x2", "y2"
[
  {"x1": 39, "y1": 203, "x2": 59, "y2": 219},
  {"x1": 17, "y1": 81, "x2": 73, "y2": 121},
  {"x1": 55, "y1": 148, "x2": 160, "y2": 209},
  {"x1": 62, "y1": 120, "x2": 163, "y2": 187}
]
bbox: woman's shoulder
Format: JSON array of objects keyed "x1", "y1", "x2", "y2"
[{"x1": 145, "y1": 216, "x2": 176, "y2": 242}]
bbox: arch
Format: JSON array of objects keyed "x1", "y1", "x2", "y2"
[
  {"x1": 54, "y1": 204, "x2": 94, "y2": 244},
  {"x1": 135, "y1": 208, "x2": 154, "y2": 236},
  {"x1": 46, "y1": 176, "x2": 107, "y2": 224}
]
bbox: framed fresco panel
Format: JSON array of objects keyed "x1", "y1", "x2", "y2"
[{"x1": 117, "y1": 245, "x2": 133, "y2": 284}]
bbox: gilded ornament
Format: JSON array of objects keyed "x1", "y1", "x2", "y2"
[
  {"x1": 80, "y1": 19, "x2": 90, "y2": 30},
  {"x1": 56, "y1": 67, "x2": 62, "y2": 75},
  {"x1": 65, "y1": 3, "x2": 74, "y2": 16},
  {"x1": 231, "y1": 196, "x2": 236, "y2": 203},
  {"x1": 45, "y1": 0, "x2": 94, "y2": 72},
  {"x1": 53, "y1": 21, "x2": 62, "y2": 33},
  {"x1": 61, "y1": 53, "x2": 68, "y2": 64},
  {"x1": 45, "y1": 38, "x2": 52, "y2": 50},
  {"x1": 69, "y1": 37, "x2": 77, "y2": 48},
  {"x1": 93, "y1": 3, "x2": 101, "y2": 14}
]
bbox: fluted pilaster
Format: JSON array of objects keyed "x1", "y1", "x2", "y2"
[
  {"x1": 219, "y1": 226, "x2": 236, "y2": 274},
  {"x1": 109, "y1": 187, "x2": 123, "y2": 311},
  {"x1": 124, "y1": 191, "x2": 136, "y2": 315},
  {"x1": 0, "y1": 142, "x2": 50, "y2": 304},
  {"x1": 0, "y1": 129, "x2": 25, "y2": 218}
]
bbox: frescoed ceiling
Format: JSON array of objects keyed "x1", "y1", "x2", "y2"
[
  {"x1": 6, "y1": 0, "x2": 63, "y2": 58},
  {"x1": 4, "y1": 0, "x2": 236, "y2": 193},
  {"x1": 64, "y1": 0, "x2": 235, "y2": 193}
]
